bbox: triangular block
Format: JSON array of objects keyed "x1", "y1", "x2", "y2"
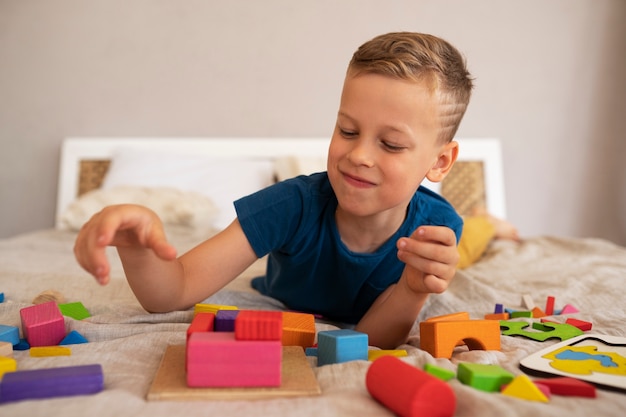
[
  {"x1": 59, "y1": 330, "x2": 88, "y2": 345},
  {"x1": 501, "y1": 375, "x2": 549, "y2": 402},
  {"x1": 533, "y1": 377, "x2": 596, "y2": 398},
  {"x1": 560, "y1": 304, "x2": 579, "y2": 315}
]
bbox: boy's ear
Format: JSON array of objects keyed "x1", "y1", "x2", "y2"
[{"x1": 426, "y1": 141, "x2": 459, "y2": 183}]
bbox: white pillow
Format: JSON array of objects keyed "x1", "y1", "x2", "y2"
[
  {"x1": 59, "y1": 186, "x2": 219, "y2": 232},
  {"x1": 274, "y1": 156, "x2": 327, "y2": 182},
  {"x1": 101, "y1": 148, "x2": 275, "y2": 229}
]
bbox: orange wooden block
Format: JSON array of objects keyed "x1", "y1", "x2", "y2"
[
  {"x1": 531, "y1": 307, "x2": 547, "y2": 318},
  {"x1": 419, "y1": 319, "x2": 501, "y2": 359},
  {"x1": 425, "y1": 312, "x2": 470, "y2": 322},
  {"x1": 282, "y1": 312, "x2": 315, "y2": 347},
  {"x1": 484, "y1": 312, "x2": 509, "y2": 320}
]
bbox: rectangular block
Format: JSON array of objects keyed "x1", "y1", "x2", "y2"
[
  {"x1": 282, "y1": 312, "x2": 315, "y2": 347},
  {"x1": 235, "y1": 310, "x2": 283, "y2": 341},
  {"x1": 186, "y1": 332, "x2": 281, "y2": 387},
  {"x1": 317, "y1": 329, "x2": 368, "y2": 366},
  {"x1": 187, "y1": 312, "x2": 215, "y2": 339},
  {"x1": 20, "y1": 301, "x2": 66, "y2": 347},
  {"x1": 193, "y1": 303, "x2": 238, "y2": 316},
  {"x1": 0, "y1": 364, "x2": 103, "y2": 403},
  {"x1": 30, "y1": 346, "x2": 72, "y2": 357}
]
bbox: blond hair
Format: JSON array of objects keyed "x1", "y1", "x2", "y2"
[{"x1": 348, "y1": 32, "x2": 473, "y2": 143}]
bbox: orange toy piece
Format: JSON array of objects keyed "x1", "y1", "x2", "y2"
[
  {"x1": 281, "y1": 312, "x2": 315, "y2": 347},
  {"x1": 366, "y1": 355, "x2": 456, "y2": 417},
  {"x1": 420, "y1": 313, "x2": 501, "y2": 359}
]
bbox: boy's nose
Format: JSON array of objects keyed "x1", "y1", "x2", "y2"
[{"x1": 347, "y1": 139, "x2": 375, "y2": 168}]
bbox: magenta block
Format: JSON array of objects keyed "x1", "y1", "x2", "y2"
[
  {"x1": 20, "y1": 301, "x2": 66, "y2": 347},
  {"x1": 186, "y1": 332, "x2": 282, "y2": 387},
  {"x1": 0, "y1": 364, "x2": 103, "y2": 403}
]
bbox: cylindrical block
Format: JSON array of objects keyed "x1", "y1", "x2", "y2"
[{"x1": 366, "y1": 356, "x2": 456, "y2": 417}]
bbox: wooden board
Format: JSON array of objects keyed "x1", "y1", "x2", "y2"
[{"x1": 147, "y1": 345, "x2": 321, "y2": 401}]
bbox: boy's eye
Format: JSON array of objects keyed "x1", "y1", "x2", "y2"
[
  {"x1": 339, "y1": 128, "x2": 358, "y2": 138},
  {"x1": 381, "y1": 141, "x2": 406, "y2": 152}
]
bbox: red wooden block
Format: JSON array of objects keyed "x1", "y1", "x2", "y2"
[
  {"x1": 19, "y1": 301, "x2": 66, "y2": 347},
  {"x1": 187, "y1": 312, "x2": 215, "y2": 339},
  {"x1": 235, "y1": 310, "x2": 283, "y2": 341},
  {"x1": 533, "y1": 377, "x2": 596, "y2": 398},
  {"x1": 186, "y1": 332, "x2": 282, "y2": 387},
  {"x1": 366, "y1": 355, "x2": 456, "y2": 417},
  {"x1": 565, "y1": 318, "x2": 592, "y2": 331},
  {"x1": 545, "y1": 296, "x2": 555, "y2": 316}
]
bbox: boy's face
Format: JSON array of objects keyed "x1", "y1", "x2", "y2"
[{"x1": 327, "y1": 72, "x2": 456, "y2": 221}]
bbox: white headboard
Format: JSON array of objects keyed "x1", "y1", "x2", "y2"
[{"x1": 56, "y1": 137, "x2": 506, "y2": 228}]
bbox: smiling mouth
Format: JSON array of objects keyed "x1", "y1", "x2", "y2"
[{"x1": 343, "y1": 172, "x2": 376, "y2": 188}]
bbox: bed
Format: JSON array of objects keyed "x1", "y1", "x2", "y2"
[{"x1": 1, "y1": 137, "x2": 625, "y2": 416}]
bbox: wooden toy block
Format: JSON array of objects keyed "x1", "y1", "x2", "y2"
[
  {"x1": 281, "y1": 311, "x2": 315, "y2": 347},
  {"x1": 500, "y1": 320, "x2": 584, "y2": 342},
  {"x1": 187, "y1": 312, "x2": 215, "y2": 339},
  {"x1": 317, "y1": 329, "x2": 368, "y2": 366},
  {"x1": 0, "y1": 324, "x2": 20, "y2": 346},
  {"x1": 484, "y1": 312, "x2": 509, "y2": 320},
  {"x1": 30, "y1": 346, "x2": 72, "y2": 357},
  {"x1": 423, "y1": 363, "x2": 456, "y2": 381},
  {"x1": 235, "y1": 310, "x2": 283, "y2": 341},
  {"x1": 366, "y1": 355, "x2": 456, "y2": 417},
  {"x1": 0, "y1": 355, "x2": 17, "y2": 379},
  {"x1": 419, "y1": 319, "x2": 501, "y2": 359},
  {"x1": 368, "y1": 349, "x2": 408, "y2": 361},
  {"x1": 186, "y1": 332, "x2": 282, "y2": 387},
  {"x1": 510, "y1": 311, "x2": 533, "y2": 318},
  {"x1": 0, "y1": 341, "x2": 13, "y2": 357},
  {"x1": 457, "y1": 362, "x2": 514, "y2": 392},
  {"x1": 545, "y1": 296, "x2": 555, "y2": 316},
  {"x1": 214, "y1": 309, "x2": 239, "y2": 332},
  {"x1": 0, "y1": 292, "x2": 4, "y2": 303},
  {"x1": 0, "y1": 364, "x2": 103, "y2": 403},
  {"x1": 14, "y1": 339, "x2": 30, "y2": 350},
  {"x1": 193, "y1": 303, "x2": 238, "y2": 316},
  {"x1": 501, "y1": 374, "x2": 549, "y2": 402},
  {"x1": 59, "y1": 330, "x2": 88, "y2": 345},
  {"x1": 19, "y1": 301, "x2": 66, "y2": 347},
  {"x1": 305, "y1": 347, "x2": 318, "y2": 357},
  {"x1": 425, "y1": 311, "x2": 470, "y2": 322},
  {"x1": 494, "y1": 303, "x2": 504, "y2": 314},
  {"x1": 560, "y1": 304, "x2": 580, "y2": 315},
  {"x1": 565, "y1": 318, "x2": 592, "y2": 331},
  {"x1": 522, "y1": 294, "x2": 535, "y2": 310},
  {"x1": 532, "y1": 377, "x2": 596, "y2": 397},
  {"x1": 58, "y1": 301, "x2": 91, "y2": 320},
  {"x1": 531, "y1": 306, "x2": 547, "y2": 318}
]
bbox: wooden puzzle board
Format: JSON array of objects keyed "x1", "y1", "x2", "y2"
[
  {"x1": 520, "y1": 334, "x2": 626, "y2": 393},
  {"x1": 147, "y1": 345, "x2": 321, "y2": 401}
]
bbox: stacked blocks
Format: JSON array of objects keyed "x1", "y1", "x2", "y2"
[
  {"x1": 317, "y1": 329, "x2": 368, "y2": 366},
  {"x1": 419, "y1": 312, "x2": 501, "y2": 359},
  {"x1": 186, "y1": 310, "x2": 283, "y2": 388},
  {"x1": 19, "y1": 301, "x2": 66, "y2": 347},
  {"x1": 367, "y1": 356, "x2": 456, "y2": 417}
]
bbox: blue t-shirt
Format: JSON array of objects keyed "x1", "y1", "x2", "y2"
[{"x1": 234, "y1": 172, "x2": 462, "y2": 324}]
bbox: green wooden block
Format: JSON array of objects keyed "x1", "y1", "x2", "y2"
[
  {"x1": 510, "y1": 311, "x2": 533, "y2": 318},
  {"x1": 424, "y1": 363, "x2": 456, "y2": 381},
  {"x1": 457, "y1": 362, "x2": 514, "y2": 392},
  {"x1": 58, "y1": 302, "x2": 91, "y2": 320},
  {"x1": 500, "y1": 320, "x2": 583, "y2": 342}
]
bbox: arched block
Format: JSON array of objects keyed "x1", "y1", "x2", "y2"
[{"x1": 419, "y1": 319, "x2": 501, "y2": 358}]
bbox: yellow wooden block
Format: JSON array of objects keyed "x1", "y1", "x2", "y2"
[
  {"x1": 194, "y1": 303, "x2": 238, "y2": 316},
  {"x1": 501, "y1": 374, "x2": 549, "y2": 402},
  {"x1": 30, "y1": 346, "x2": 72, "y2": 357},
  {"x1": 368, "y1": 349, "x2": 408, "y2": 361},
  {"x1": 0, "y1": 356, "x2": 17, "y2": 378}
]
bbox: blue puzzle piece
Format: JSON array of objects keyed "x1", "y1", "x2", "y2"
[{"x1": 317, "y1": 329, "x2": 368, "y2": 366}]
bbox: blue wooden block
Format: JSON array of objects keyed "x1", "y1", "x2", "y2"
[
  {"x1": 0, "y1": 364, "x2": 104, "y2": 403},
  {"x1": 13, "y1": 338, "x2": 30, "y2": 350},
  {"x1": 60, "y1": 330, "x2": 88, "y2": 345},
  {"x1": 0, "y1": 325, "x2": 20, "y2": 345},
  {"x1": 317, "y1": 329, "x2": 368, "y2": 366},
  {"x1": 305, "y1": 347, "x2": 318, "y2": 357},
  {"x1": 494, "y1": 303, "x2": 504, "y2": 314},
  {"x1": 215, "y1": 309, "x2": 239, "y2": 332},
  {"x1": 0, "y1": 292, "x2": 4, "y2": 303}
]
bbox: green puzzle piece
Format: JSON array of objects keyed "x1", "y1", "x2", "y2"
[
  {"x1": 500, "y1": 320, "x2": 584, "y2": 342},
  {"x1": 457, "y1": 362, "x2": 514, "y2": 392}
]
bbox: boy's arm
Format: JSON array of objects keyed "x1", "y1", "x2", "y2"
[
  {"x1": 354, "y1": 225, "x2": 459, "y2": 349},
  {"x1": 75, "y1": 204, "x2": 258, "y2": 313}
]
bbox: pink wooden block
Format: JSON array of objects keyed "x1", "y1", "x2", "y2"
[
  {"x1": 186, "y1": 332, "x2": 282, "y2": 387},
  {"x1": 20, "y1": 301, "x2": 65, "y2": 347},
  {"x1": 560, "y1": 304, "x2": 579, "y2": 315}
]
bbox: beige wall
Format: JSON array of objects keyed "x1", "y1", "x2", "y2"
[{"x1": 1, "y1": 0, "x2": 625, "y2": 245}]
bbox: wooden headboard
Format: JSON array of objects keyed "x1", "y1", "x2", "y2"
[{"x1": 56, "y1": 137, "x2": 506, "y2": 228}]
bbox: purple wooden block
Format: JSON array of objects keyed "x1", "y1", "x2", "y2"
[
  {"x1": 215, "y1": 309, "x2": 239, "y2": 332},
  {"x1": 0, "y1": 364, "x2": 103, "y2": 403}
]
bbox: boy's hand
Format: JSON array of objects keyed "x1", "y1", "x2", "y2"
[
  {"x1": 73, "y1": 204, "x2": 177, "y2": 285},
  {"x1": 396, "y1": 225, "x2": 459, "y2": 294}
]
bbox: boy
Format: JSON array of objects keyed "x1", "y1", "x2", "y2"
[{"x1": 74, "y1": 32, "x2": 473, "y2": 349}]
